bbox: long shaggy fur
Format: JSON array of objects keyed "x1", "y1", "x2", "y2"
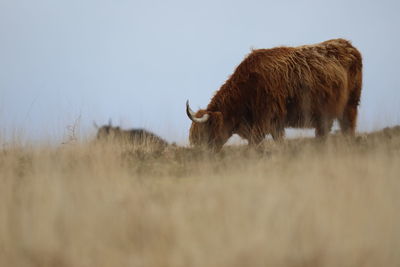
[
  {"x1": 97, "y1": 125, "x2": 168, "y2": 148},
  {"x1": 189, "y1": 38, "x2": 363, "y2": 151}
]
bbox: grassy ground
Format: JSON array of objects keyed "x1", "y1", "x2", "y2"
[{"x1": 1, "y1": 127, "x2": 400, "y2": 267}]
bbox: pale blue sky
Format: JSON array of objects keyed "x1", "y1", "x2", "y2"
[{"x1": 1, "y1": 0, "x2": 399, "y2": 143}]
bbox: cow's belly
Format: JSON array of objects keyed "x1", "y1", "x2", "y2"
[
  {"x1": 285, "y1": 101, "x2": 316, "y2": 128},
  {"x1": 285, "y1": 117, "x2": 316, "y2": 129}
]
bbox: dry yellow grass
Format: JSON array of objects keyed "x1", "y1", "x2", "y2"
[{"x1": 1, "y1": 127, "x2": 400, "y2": 267}]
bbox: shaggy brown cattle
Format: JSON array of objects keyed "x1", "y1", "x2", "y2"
[
  {"x1": 186, "y1": 38, "x2": 362, "y2": 151},
  {"x1": 94, "y1": 121, "x2": 168, "y2": 148}
]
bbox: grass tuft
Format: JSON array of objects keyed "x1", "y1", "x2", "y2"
[{"x1": 1, "y1": 127, "x2": 400, "y2": 267}]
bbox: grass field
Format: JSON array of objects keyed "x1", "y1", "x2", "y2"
[{"x1": 1, "y1": 127, "x2": 400, "y2": 267}]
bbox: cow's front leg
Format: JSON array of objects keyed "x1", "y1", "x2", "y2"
[
  {"x1": 248, "y1": 127, "x2": 265, "y2": 147},
  {"x1": 271, "y1": 129, "x2": 285, "y2": 142}
]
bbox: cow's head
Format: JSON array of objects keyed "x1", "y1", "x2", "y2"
[
  {"x1": 94, "y1": 120, "x2": 122, "y2": 140},
  {"x1": 186, "y1": 100, "x2": 229, "y2": 151}
]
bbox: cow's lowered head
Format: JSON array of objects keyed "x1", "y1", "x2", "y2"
[{"x1": 186, "y1": 100, "x2": 230, "y2": 151}]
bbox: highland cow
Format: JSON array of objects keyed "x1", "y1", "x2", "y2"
[
  {"x1": 94, "y1": 121, "x2": 168, "y2": 148},
  {"x1": 186, "y1": 38, "x2": 362, "y2": 151}
]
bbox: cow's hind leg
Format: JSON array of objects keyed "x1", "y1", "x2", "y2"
[
  {"x1": 339, "y1": 87, "x2": 361, "y2": 136},
  {"x1": 339, "y1": 103, "x2": 358, "y2": 136},
  {"x1": 315, "y1": 117, "x2": 333, "y2": 138},
  {"x1": 340, "y1": 72, "x2": 361, "y2": 136}
]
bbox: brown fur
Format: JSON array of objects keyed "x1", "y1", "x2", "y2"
[
  {"x1": 189, "y1": 39, "x2": 363, "y2": 151},
  {"x1": 96, "y1": 125, "x2": 168, "y2": 148}
]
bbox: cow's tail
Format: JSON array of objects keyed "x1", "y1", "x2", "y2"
[
  {"x1": 348, "y1": 45, "x2": 363, "y2": 107},
  {"x1": 340, "y1": 45, "x2": 363, "y2": 135}
]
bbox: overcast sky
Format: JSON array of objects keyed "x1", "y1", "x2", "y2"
[{"x1": 1, "y1": 0, "x2": 399, "y2": 143}]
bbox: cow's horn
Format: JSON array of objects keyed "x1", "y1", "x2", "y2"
[{"x1": 186, "y1": 100, "x2": 209, "y2": 123}]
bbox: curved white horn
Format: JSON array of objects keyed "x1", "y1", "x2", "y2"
[{"x1": 186, "y1": 100, "x2": 209, "y2": 123}]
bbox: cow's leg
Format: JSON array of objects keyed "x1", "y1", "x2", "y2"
[
  {"x1": 339, "y1": 103, "x2": 358, "y2": 136},
  {"x1": 248, "y1": 127, "x2": 265, "y2": 147},
  {"x1": 248, "y1": 134, "x2": 264, "y2": 147},
  {"x1": 271, "y1": 127, "x2": 285, "y2": 142},
  {"x1": 340, "y1": 78, "x2": 361, "y2": 136},
  {"x1": 315, "y1": 117, "x2": 333, "y2": 138}
]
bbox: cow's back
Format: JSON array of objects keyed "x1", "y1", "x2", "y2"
[{"x1": 128, "y1": 129, "x2": 168, "y2": 147}]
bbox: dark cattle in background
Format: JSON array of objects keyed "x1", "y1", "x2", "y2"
[
  {"x1": 186, "y1": 38, "x2": 362, "y2": 151},
  {"x1": 94, "y1": 122, "x2": 168, "y2": 148}
]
